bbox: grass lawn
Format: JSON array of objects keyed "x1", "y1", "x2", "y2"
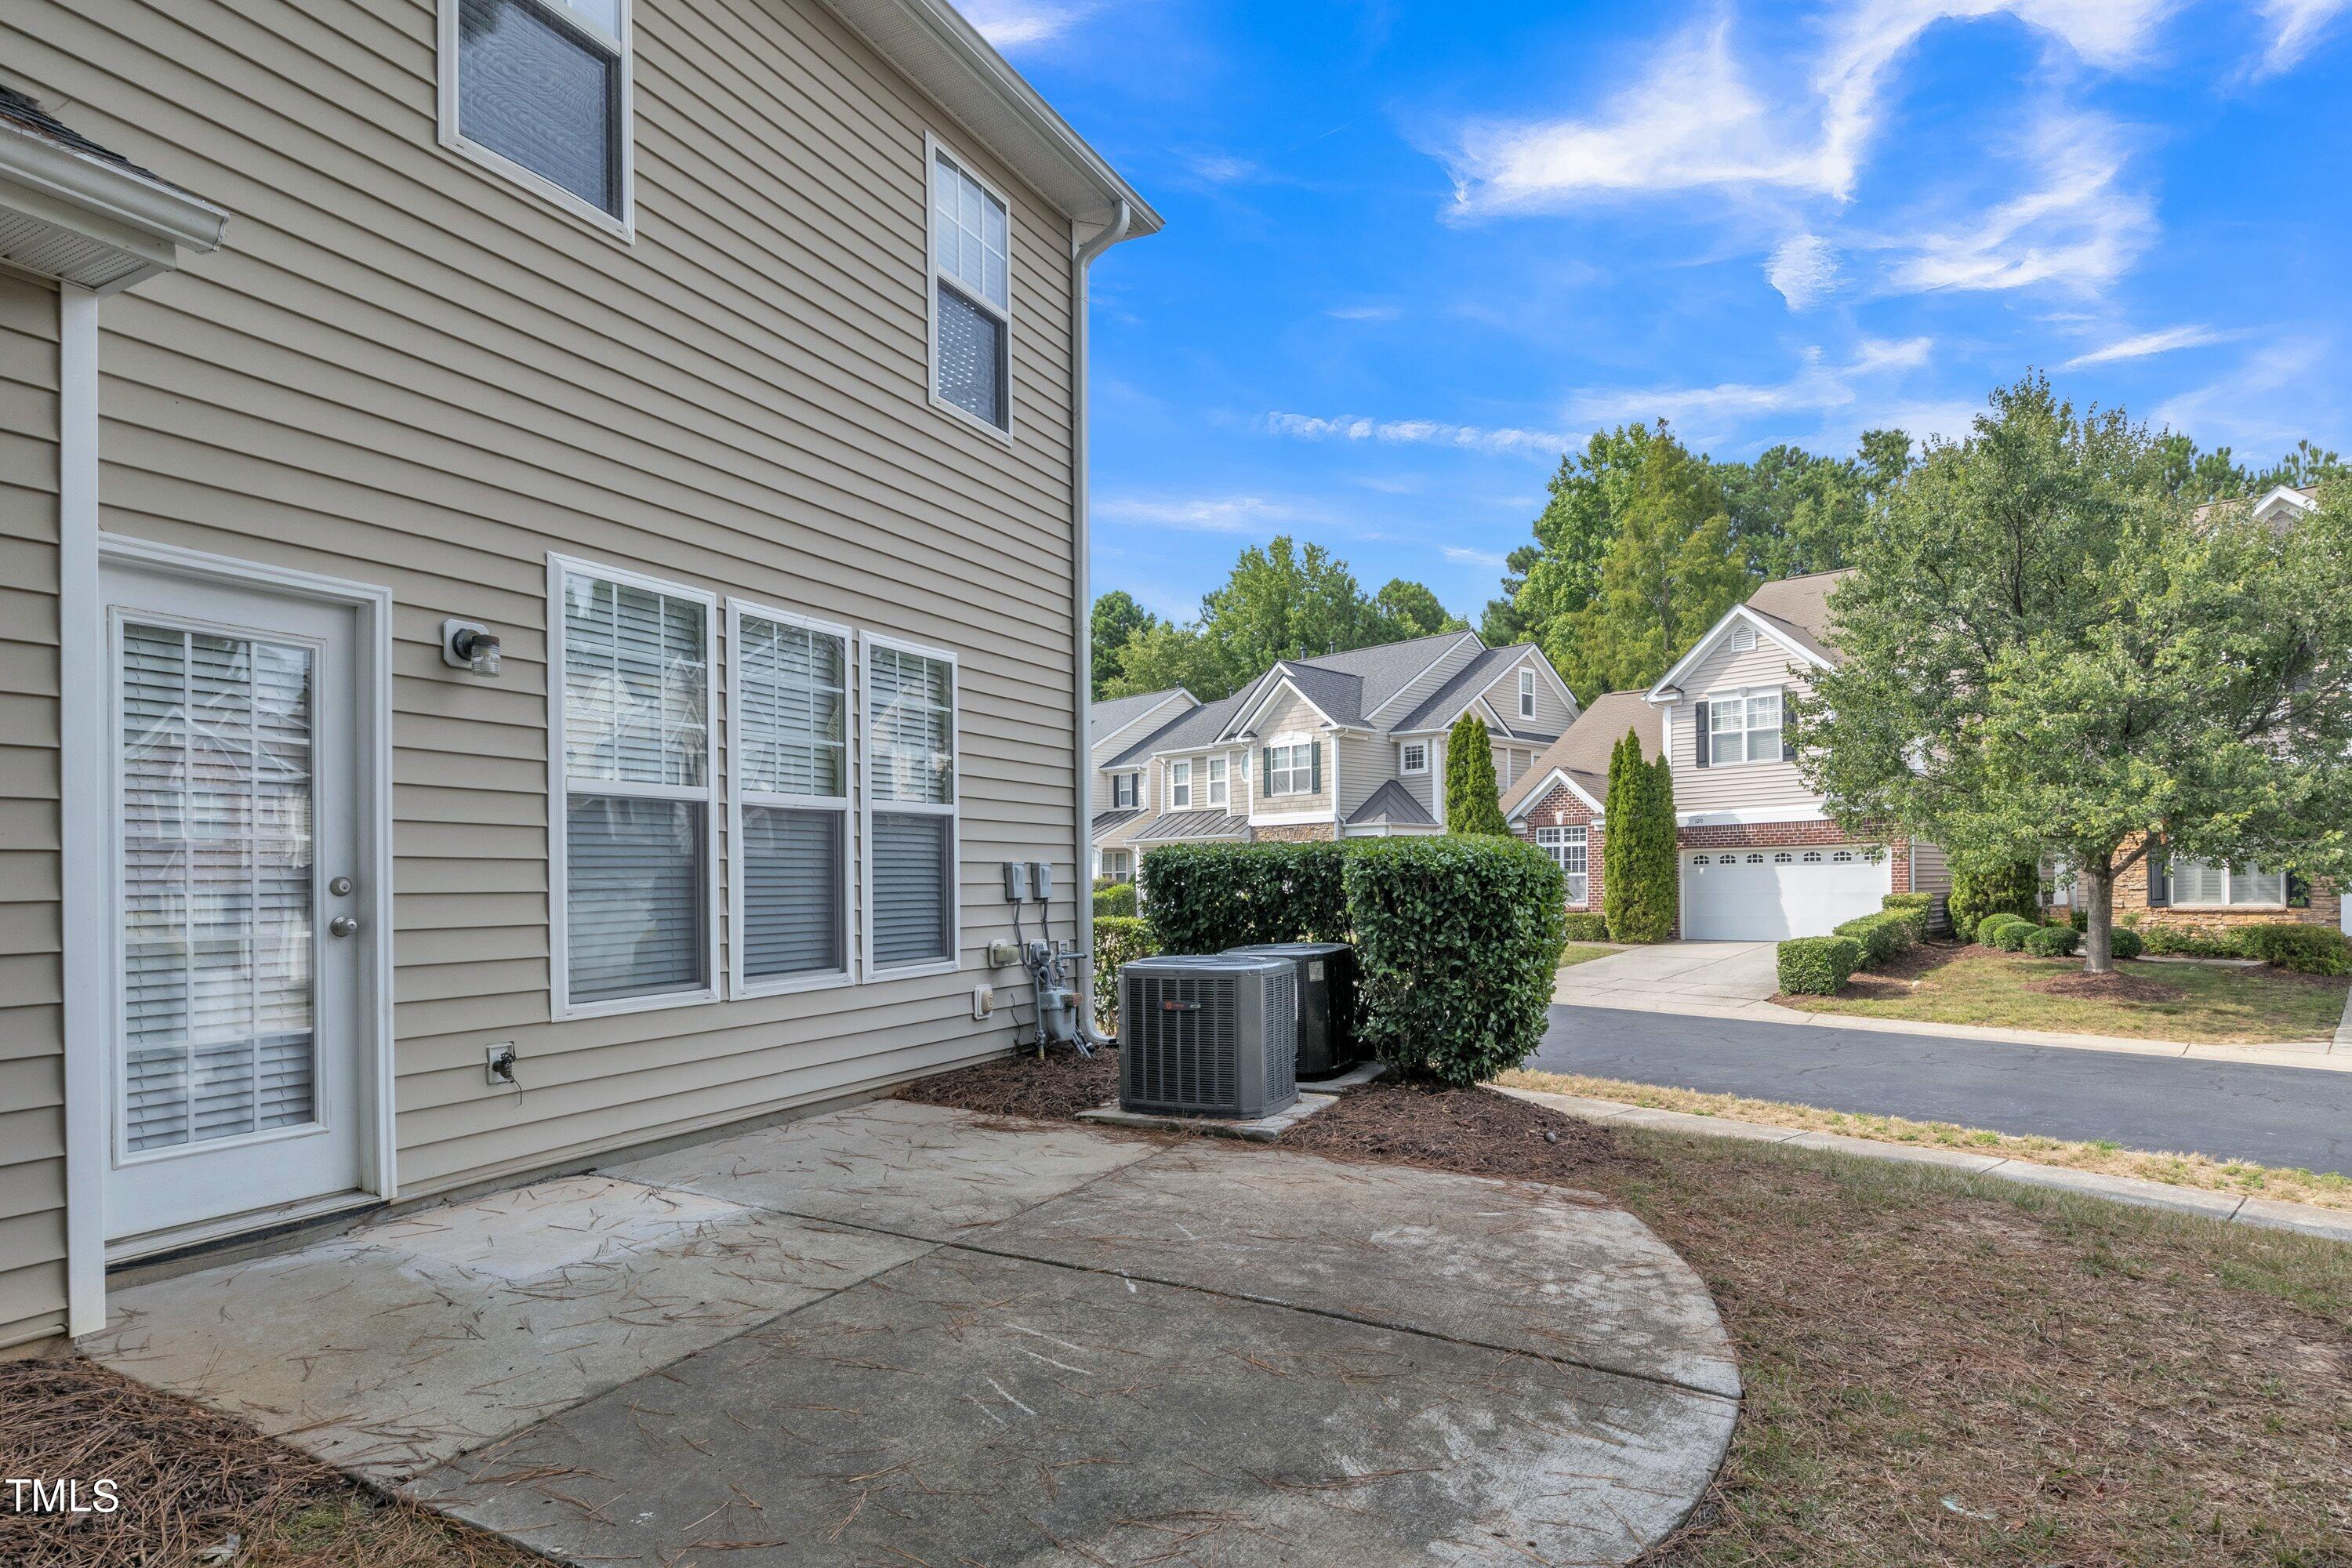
[
  {"x1": 1783, "y1": 945, "x2": 2350, "y2": 1044},
  {"x1": 1559, "y1": 940, "x2": 1621, "y2": 966}
]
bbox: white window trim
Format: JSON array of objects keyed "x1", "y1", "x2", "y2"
[
  {"x1": 1206, "y1": 756, "x2": 1228, "y2": 808},
  {"x1": 859, "y1": 630, "x2": 963, "y2": 980},
  {"x1": 1169, "y1": 759, "x2": 1192, "y2": 809},
  {"x1": 1706, "y1": 685, "x2": 1784, "y2": 768},
  {"x1": 726, "y1": 598, "x2": 855, "y2": 1000},
  {"x1": 546, "y1": 554, "x2": 720, "y2": 1021},
  {"x1": 1261, "y1": 732, "x2": 1316, "y2": 798},
  {"x1": 924, "y1": 132, "x2": 1015, "y2": 445},
  {"x1": 2169, "y1": 858, "x2": 2288, "y2": 910},
  {"x1": 1537, "y1": 824, "x2": 1590, "y2": 904},
  {"x1": 1519, "y1": 668, "x2": 1537, "y2": 719},
  {"x1": 1399, "y1": 741, "x2": 1428, "y2": 775},
  {"x1": 436, "y1": 0, "x2": 636, "y2": 242}
]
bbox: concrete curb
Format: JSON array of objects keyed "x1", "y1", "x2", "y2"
[
  {"x1": 1555, "y1": 989, "x2": 2352, "y2": 1073},
  {"x1": 1497, "y1": 1085, "x2": 2352, "y2": 1243}
]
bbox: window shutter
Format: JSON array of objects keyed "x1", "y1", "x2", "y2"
[
  {"x1": 1692, "y1": 701, "x2": 1710, "y2": 767},
  {"x1": 2289, "y1": 870, "x2": 2311, "y2": 909},
  {"x1": 1772, "y1": 685, "x2": 1789, "y2": 762},
  {"x1": 2146, "y1": 844, "x2": 2169, "y2": 907},
  {"x1": 1263, "y1": 746, "x2": 1274, "y2": 786},
  {"x1": 1309, "y1": 742, "x2": 1323, "y2": 793}
]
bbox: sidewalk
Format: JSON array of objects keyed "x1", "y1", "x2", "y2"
[{"x1": 1501, "y1": 1085, "x2": 2352, "y2": 1243}]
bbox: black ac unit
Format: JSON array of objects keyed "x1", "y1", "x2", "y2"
[
  {"x1": 1119, "y1": 955, "x2": 1296, "y2": 1119},
  {"x1": 1225, "y1": 942, "x2": 1357, "y2": 1079}
]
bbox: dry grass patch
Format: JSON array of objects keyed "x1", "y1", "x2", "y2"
[
  {"x1": 1499, "y1": 1067, "x2": 2352, "y2": 1213},
  {"x1": 1559, "y1": 942, "x2": 1621, "y2": 967},
  {"x1": 1781, "y1": 946, "x2": 2350, "y2": 1044}
]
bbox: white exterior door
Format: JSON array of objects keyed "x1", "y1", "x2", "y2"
[
  {"x1": 102, "y1": 561, "x2": 373, "y2": 1248},
  {"x1": 1682, "y1": 847, "x2": 1889, "y2": 940}
]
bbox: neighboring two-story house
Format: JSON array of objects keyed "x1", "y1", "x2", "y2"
[
  {"x1": 0, "y1": 0, "x2": 1155, "y2": 1351},
  {"x1": 1087, "y1": 684, "x2": 1196, "y2": 880},
  {"x1": 1096, "y1": 632, "x2": 1575, "y2": 858}
]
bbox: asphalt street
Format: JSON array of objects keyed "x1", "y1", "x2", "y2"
[{"x1": 1536, "y1": 1003, "x2": 2352, "y2": 1174}]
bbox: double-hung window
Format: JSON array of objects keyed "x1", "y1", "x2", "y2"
[
  {"x1": 1265, "y1": 740, "x2": 1318, "y2": 797},
  {"x1": 1519, "y1": 669, "x2": 1537, "y2": 720},
  {"x1": 440, "y1": 0, "x2": 632, "y2": 234},
  {"x1": 866, "y1": 636, "x2": 959, "y2": 973},
  {"x1": 2171, "y1": 858, "x2": 2286, "y2": 907},
  {"x1": 927, "y1": 140, "x2": 1012, "y2": 435},
  {"x1": 729, "y1": 604, "x2": 851, "y2": 995},
  {"x1": 550, "y1": 558, "x2": 716, "y2": 1015},
  {"x1": 1111, "y1": 772, "x2": 1138, "y2": 810},
  {"x1": 1537, "y1": 825, "x2": 1589, "y2": 904},
  {"x1": 1207, "y1": 757, "x2": 1228, "y2": 808},
  {"x1": 1705, "y1": 688, "x2": 1783, "y2": 764},
  {"x1": 1169, "y1": 761, "x2": 1192, "y2": 809}
]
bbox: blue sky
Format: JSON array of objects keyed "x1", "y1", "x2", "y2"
[{"x1": 964, "y1": 0, "x2": 2352, "y2": 626}]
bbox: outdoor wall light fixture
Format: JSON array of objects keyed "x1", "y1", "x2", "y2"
[{"x1": 441, "y1": 619, "x2": 503, "y2": 677}]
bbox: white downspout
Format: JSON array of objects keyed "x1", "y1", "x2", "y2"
[{"x1": 1072, "y1": 200, "x2": 1131, "y2": 1037}]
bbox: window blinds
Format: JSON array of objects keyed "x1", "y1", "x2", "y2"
[
  {"x1": 734, "y1": 612, "x2": 850, "y2": 985},
  {"x1": 868, "y1": 642, "x2": 956, "y2": 967}
]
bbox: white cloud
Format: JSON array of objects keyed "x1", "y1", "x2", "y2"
[
  {"x1": 2060, "y1": 324, "x2": 2231, "y2": 368},
  {"x1": 958, "y1": 0, "x2": 1095, "y2": 49},
  {"x1": 1265, "y1": 412, "x2": 1570, "y2": 457},
  {"x1": 1883, "y1": 114, "x2": 2152, "y2": 294},
  {"x1": 2259, "y1": 0, "x2": 2352, "y2": 70},
  {"x1": 1562, "y1": 338, "x2": 1933, "y2": 428},
  {"x1": 1327, "y1": 304, "x2": 1401, "y2": 321},
  {"x1": 1443, "y1": 546, "x2": 1509, "y2": 568},
  {"x1": 2153, "y1": 339, "x2": 2335, "y2": 449},
  {"x1": 1182, "y1": 151, "x2": 1263, "y2": 185},
  {"x1": 1093, "y1": 495, "x2": 1326, "y2": 533},
  {"x1": 1768, "y1": 233, "x2": 1841, "y2": 310}
]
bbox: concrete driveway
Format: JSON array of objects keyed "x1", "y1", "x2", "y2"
[
  {"x1": 88, "y1": 1098, "x2": 1738, "y2": 1566},
  {"x1": 1561, "y1": 941, "x2": 1785, "y2": 1014}
]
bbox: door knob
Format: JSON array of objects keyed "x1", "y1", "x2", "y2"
[{"x1": 329, "y1": 916, "x2": 361, "y2": 938}]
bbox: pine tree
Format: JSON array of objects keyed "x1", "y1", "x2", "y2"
[
  {"x1": 1601, "y1": 731, "x2": 1637, "y2": 937},
  {"x1": 1444, "y1": 713, "x2": 1508, "y2": 835},
  {"x1": 1603, "y1": 731, "x2": 1678, "y2": 942}
]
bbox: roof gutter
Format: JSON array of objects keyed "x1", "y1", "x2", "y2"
[
  {"x1": 1071, "y1": 199, "x2": 1131, "y2": 1036},
  {"x1": 0, "y1": 122, "x2": 227, "y2": 293}
]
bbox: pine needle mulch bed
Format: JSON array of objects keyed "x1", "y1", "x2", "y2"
[
  {"x1": 0, "y1": 1354, "x2": 546, "y2": 1568},
  {"x1": 907, "y1": 1050, "x2": 2352, "y2": 1567}
]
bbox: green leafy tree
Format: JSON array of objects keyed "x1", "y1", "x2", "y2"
[
  {"x1": 1477, "y1": 543, "x2": 1543, "y2": 645},
  {"x1": 1444, "y1": 712, "x2": 1508, "y2": 834},
  {"x1": 1511, "y1": 424, "x2": 1671, "y2": 649},
  {"x1": 1602, "y1": 731, "x2": 1678, "y2": 942},
  {"x1": 1554, "y1": 438, "x2": 1753, "y2": 702},
  {"x1": 1373, "y1": 577, "x2": 1468, "y2": 640},
  {"x1": 1102, "y1": 619, "x2": 1238, "y2": 702},
  {"x1": 1791, "y1": 375, "x2": 2352, "y2": 971},
  {"x1": 1718, "y1": 437, "x2": 1906, "y2": 581},
  {"x1": 1090, "y1": 590, "x2": 1160, "y2": 699}
]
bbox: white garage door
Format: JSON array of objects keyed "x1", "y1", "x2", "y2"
[{"x1": 1682, "y1": 847, "x2": 1890, "y2": 941}]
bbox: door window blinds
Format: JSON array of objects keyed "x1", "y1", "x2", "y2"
[{"x1": 118, "y1": 623, "x2": 317, "y2": 1152}]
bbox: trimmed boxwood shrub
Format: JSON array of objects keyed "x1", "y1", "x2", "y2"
[
  {"x1": 1834, "y1": 909, "x2": 1918, "y2": 967},
  {"x1": 1992, "y1": 918, "x2": 2036, "y2": 952},
  {"x1": 1091, "y1": 916, "x2": 1158, "y2": 1035},
  {"x1": 1879, "y1": 894, "x2": 1932, "y2": 945},
  {"x1": 1779, "y1": 935, "x2": 1864, "y2": 995},
  {"x1": 1093, "y1": 880, "x2": 1137, "y2": 919},
  {"x1": 1344, "y1": 836, "x2": 1566, "y2": 1086},
  {"x1": 1138, "y1": 840, "x2": 1348, "y2": 955},
  {"x1": 1976, "y1": 913, "x2": 2025, "y2": 946},
  {"x1": 2107, "y1": 927, "x2": 2145, "y2": 960},
  {"x1": 2023, "y1": 923, "x2": 2080, "y2": 957},
  {"x1": 2138, "y1": 924, "x2": 2249, "y2": 959},
  {"x1": 2238, "y1": 922, "x2": 2352, "y2": 975},
  {"x1": 1561, "y1": 910, "x2": 1611, "y2": 942}
]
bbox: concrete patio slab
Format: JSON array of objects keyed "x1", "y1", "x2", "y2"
[
  {"x1": 971, "y1": 1141, "x2": 1743, "y2": 1399},
  {"x1": 1076, "y1": 1089, "x2": 1337, "y2": 1140},
  {"x1": 412, "y1": 1245, "x2": 1738, "y2": 1568},
  {"x1": 84, "y1": 1174, "x2": 927, "y2": 1479},
  {"x1": 603, "y1": 1098, "x2": 1157, "y2": 1241}
]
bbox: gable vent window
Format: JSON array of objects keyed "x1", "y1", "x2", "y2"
[
  {"x1": 550, "y1": 559, "x2": 715, "y2": 1014},
  {"x1": 443, "y1": 0, "x2": 631, "y2": 230},
  {"x1": 866, "y1": 637, "x2": 960, "y2": 973},
  {"x1": 1729, "y1": 622, "x2": 1758, "y2": 652},
  {"x1": 730, "y1": 605, "x2": 851, "y2": 994},
  {"x1": 929, "y1": 143, "x2": 1012, "y2": 434}
]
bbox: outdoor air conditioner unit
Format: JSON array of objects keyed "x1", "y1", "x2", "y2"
[{"x1": 1119, "y1": 955, "x2": 1298, "y2": 1120}]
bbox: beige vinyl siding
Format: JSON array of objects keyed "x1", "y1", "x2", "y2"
[
  {"x1": 1247, "y1": 688, "x2": 1334, "y2": 818},
  {"x1": 1336, "y1": 731, "x2": 1391, "y2": 820},
  {"x1": 1363, "y1": 633, "x2": 1480, "y2": 728},
  {"x1": 1670, "y1": 637, "x2": 1824, "y2": 818},
  {"x1": 0, "y1": 274, "x2": 64, "y2": 1350},
  {"x1": 1481, "y1": 651, "x2": 1574, "y2": 738},
  {"x1": 4, "y1": 0, "x2": 1083, "y2": 1205},
  {"x1": 1911, "y1": 839, "x2": 1952, "y2": 898}
]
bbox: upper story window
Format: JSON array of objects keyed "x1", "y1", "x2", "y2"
[
  {"x1": 1207, "y1": 757, "x2": 1228, "y2": 808},
  {"x1": 1169, "y1": 760, "x2": 1192, "y2": 809},
  {"x1": 1400, "y1": 741, "x2": 1428, "y2": 774},
  {"x1": 1519, "y1": 669, "x2": 1537, "y2": 719},
  {"x1": 1264, "y1": 740, "x2": 1319, "y2": 797},
  {"x1": 441, "y1": 0, "x2": 633, "y2": 235},
  {"x1": 1111, "y1": 771, "x2": 1138, "y2": 810},
  {"x1": 928, "y1": 140, "x2": 1012, "y2": 437},
  {"x1": 1702, "y1": 688, "x2": 1783, "y2": 765}
]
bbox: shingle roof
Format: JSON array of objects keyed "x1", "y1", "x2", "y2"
[
  {"x1": 1501, "y1": 691, "x2": 1663, "y2": 818},
  {"x1": 0, "y1": 86, "x2": 178, "y2": 188},
  {"x1": 1345, "y1": 779, "x2": 1436, "y2": 828},
  {"x1": 1105, "y1": 688, "x2": 1253, "y2": 768},
  {"x1": 1742, "y1": 571, "x2": 1849, "y2": 664},
  {"x1": 1390, "y1": 644, "x2": 1540, "y2": 734},
  {"x1": 1131, "y1": 809, "x2": 1249, "y2": 842},
  {"x1": 1090, "y1": 688, "x2": 1191, "y2": 749}
]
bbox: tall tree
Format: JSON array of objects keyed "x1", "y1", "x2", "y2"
[
  {"x1": 1791, "y1": 375, "x2": 2352, "y2": 971},
  {"x1": 1602, "y1": 731, "x2": 1676, "y2": 942},
  {"x1": 1373, "y1": 577, "x2": 1469, "y2": 641},
  {"x1": 1553, "y1": 437, "x2": 1752, "y2": 702},
  {"x1": 1089, "y1": 590, "x2": 1160, "y2": 699},
  {"x1": 1477, "y1": 543, "x2": 1543, "y2": 645},
  {"x1": 1443, "y1": 713, "x2": 1508, "y2": 835},
  {"x1": 1510, "y1": 423, "x2": 1671, "y2": 648}
]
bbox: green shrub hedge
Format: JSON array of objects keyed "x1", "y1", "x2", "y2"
[
  {"x1": 2138, "y1": 924, "x2": 2249, "y2": 959},
  {"x1": 1948, "y1": 858, "x2": 2041, "y2": 937},
  {"x1": 1092, "y1": 880, "x2": 1137, "y2": 919},
  {"x1": 1992, "y1": 919, "x2": 2035, "y2": 952},
  {"x1": 1138, "y1": 840, "x2": 1349, "y2": 956},
  {"x1": 1091, "y1": 916, "x2": 1158, "y2": 1035},
  {"x1": 1779, "y1": 935, "x2": 1864, "y2": 994},
  {"x1": 2023, "y1": 923, "x2": 2080, "y2": 957},
  {"x1": 1883, "y1": 891, "x2": 1932, "y2": 913},
  {"x1": 1834, "y1": 909, "x2": 1919, "y2": 967},
  {"x1": 2238, "y1": 922, "x2": 2352, "y2": 975},
  {"x1": 2107, "y1": 927, "x2": 2145, "y2": 960},
  {"x1": 1344, "y1": 836, "x2": 1566, "y2": 1086},
  {"x1": 1976, "y1": 913, "x2": 2026, "y2": 946},
  {"x1": 1561, "y1": 911, "x2": 1611, "y2": 942},
  {"x1": 1878, "y1": 894, "x2": 1932, "y2": 944}
]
